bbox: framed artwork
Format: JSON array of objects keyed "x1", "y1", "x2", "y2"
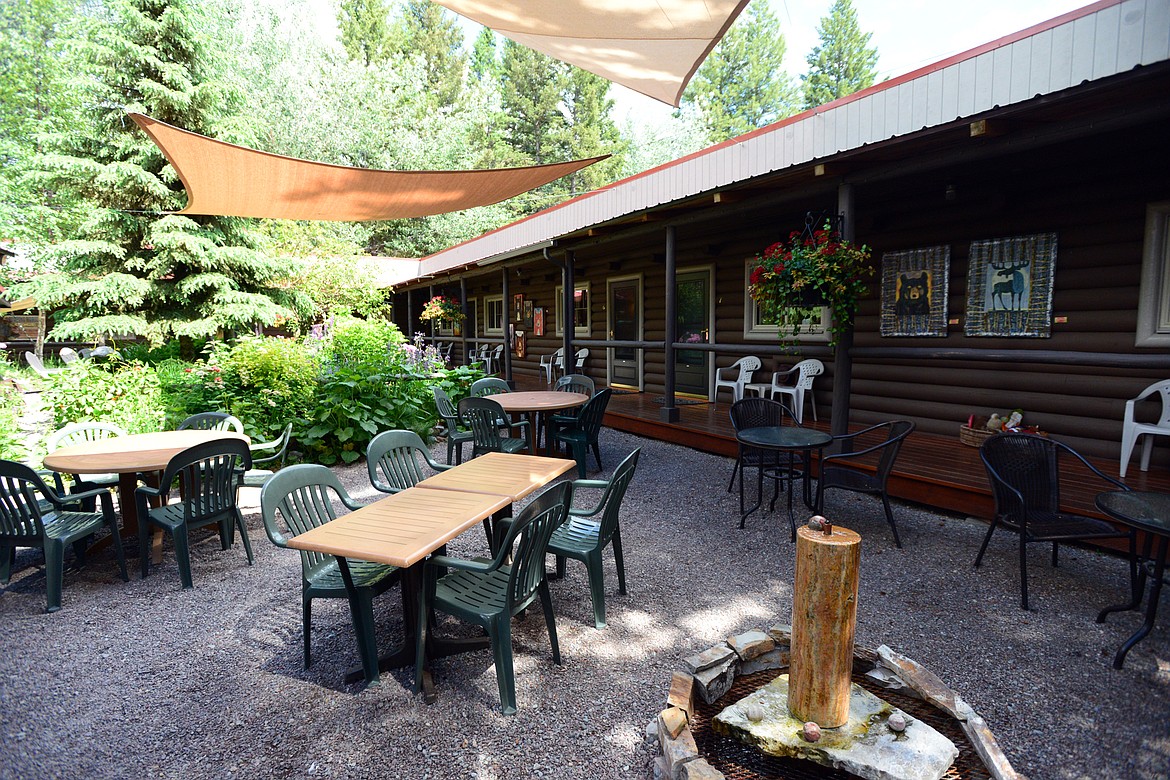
[
  {"x1": 523, "y1": 300, "x2": 534, "y2": 328},
  {"x1": 964, "y1": 233, "x2": 1057, "y2": 337},
  {"x1": 880, "y1": 246, "x2": 950, "y2": 337},
  {"x1": 533, "y1": 306, "x2": 545, "y2": 336},
  {"x1": 513, "y1": 293, "x2": 524, "y2": 321}
]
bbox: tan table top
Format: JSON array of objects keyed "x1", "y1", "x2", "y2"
[
  {"x1": 43, "y1": 430, "x2": 249, "y2": 475},
  {"x1": 414, "y1": 452, "x2": 575, "y2": 501},
  {"x1": 491, "y1": 391, "x2": 588, "y2": 413},
  {"x1": 286, "y1": 488, "x2": 511, "y2": 568}
]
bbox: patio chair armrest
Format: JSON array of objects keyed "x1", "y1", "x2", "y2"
[
  {"x1": 426, "y1": 555, "x2": 493, "y2": 573},
  {"x1": 59, "y1": 484, "x2": 115, "y2": 505},
  {"x1": 135, "y1": 483, "x2": 165, "y2": 501}
]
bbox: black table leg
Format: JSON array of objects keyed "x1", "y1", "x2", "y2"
[
  {"x1": 336, "y1": 556, "x2": 382, "y2": 687},
  {"x1": 1110, "y1": 536, "x2": 1168, "y2": 669}
]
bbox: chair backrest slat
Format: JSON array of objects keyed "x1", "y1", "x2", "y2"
[
  {"x1": 499, "y1": 481, "x2": 572, "y2": 607},
  {"x1": 596, "y1": 449, "x2": 640, "y2": 544},
  {"x1": 470, "y1": 377, "x2": 510, "y2": 397},
  {"x1": 367, "y1": 430, "x2": 434, "y2": 493},
  {"x1": 460, "y1": 397, "x2": 509, "y2": 453},
  {"x1": 0, "y1": 464, "x2": 47, "y2": 539},
  {"x1": 178, "y1": 412, "x2": 244, "y2": 434},
  {"x1": 261, "y1": 465, "x2": 357, "y2": 574},
  {"x1": 729, "y1": 397, "x2": 792, "y2": 431},
  {"x1": 555, "y1": 374, "x2": 595, "y2": 397}
]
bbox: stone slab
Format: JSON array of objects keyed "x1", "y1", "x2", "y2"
[
  {"x1": 680, "y1": 758, "x2": 725, "y2": 779},
  {"x1": 693, "y1": 656, "x2": 738, "y2": 704},
  {"x1": 668, "y1": 671, "x2": 695, "y2": 715},
  {"x1": 711, "y1": 675, "x2": 958, "y2": 780},
  {"x1": 684, "y1": 644, "x2": 736, "y2": 674},
  {"x1": 739, "y1": 647, "x2": 790, "y2": 676},
  {"x1": 728, "y1": 630, "x2": 775, "y2": 661},
  {"x1": 660, "y1": 706, "x2": 688, "y2": 739},
  {"x1": 660, "y1": 724, "x2": 700, "y2": 778}
]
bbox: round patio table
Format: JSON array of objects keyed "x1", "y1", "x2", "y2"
[
  {"x1": 44, "y1": 430, "x2": 249, "y2": 558},
  {"x1": 1095, "y1": 490, "x2": 1170, "y2": 668},
  {"x1": 735, "y1": 425, "x2": 833, "y2": 539},
  {"x1": 492, "y1": 390, "x2": 589, "y2": 456}
]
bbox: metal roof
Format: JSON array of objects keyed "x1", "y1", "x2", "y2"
[{"x1": 415, "y1": 0, "x2": 1168, "y2": 279}]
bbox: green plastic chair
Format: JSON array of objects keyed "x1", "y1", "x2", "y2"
[
  {"x1": 549, "y1": 448, "x2": 640, "y2": 629},
  {"x1": 433, "y1": 387, "x2": 474, "y2": 465},
  {"x1": 366, "y1": 430, "x2": 451, "y2": 494},
  {"x1": 551, "y1": 388, "x2": 612, "y2": 478},
  {"x1": 0, "y1": 459, "x2": 128, "y2": 613},
  {"x1": 261, "y1": 465, "x2": 399, "y2": 671},
  {"x1": 470, "y1": 377, "x2": 510, "y2": 397},
  {"x1": 540, "y1": 374, "x2": 595, "y2": 448},
  {"x1": 45, "y1": 421, "x2": 127, "y2": 509},
  {"x1": 459, "y1": 396, "x2": 529, "y2": 458},
  {"x1": 177, "y1": 412, "x2": 244, "y2": 434},
  {"x1": 240, "y1": 423, "x2": 294, "y2": 489},
  {"x1": 417, "y1": 480, "x2": 572, "y2": 714},
  {"x1": 136, "y1": 438, "x2": 254, "y2": 589}
]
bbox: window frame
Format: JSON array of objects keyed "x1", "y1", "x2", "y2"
[
  {"x1": 1136, "y1": 202, "x2": 1170, "y2": 347},
  {"x1": 483, "y1": 294, "x2": 504, "y2": 335},
  {"x1": 554, "y1": 282, "x2": 591, "y2": 337},
  {"x1": 742, "y1": 260, "x2": 831, "y2": 343}
]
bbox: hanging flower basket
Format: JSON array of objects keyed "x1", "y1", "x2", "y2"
[
  {"x1": 419, "y1": 295, "x2": 465, "y2": 323},
  {"x1": 748, "y1": 221, "x2": 873, "y2": 347}
]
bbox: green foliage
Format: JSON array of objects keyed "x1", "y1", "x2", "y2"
[
  {"x1": 293, "y1": 256, "x2": 388, "y2": 323},
  {"x1": 43, "y1": 359, "x2": 165, "y2": 434},
  {"x1": 339, "y1": 0, "x2": 396, "y2": 66},
  {"x1": 211, "y1": 337, "x2": 319, "y2": 439},
  {"x1": 802, "y1": 0, "x2": 879, "y2": 109},
  {"x1": 395, "y1": 0, "x2": 466, "y2": 108},
  {"x1": 324, "y1": 317, "x2": 406, "y2": 369},
  {"x1": 0, "y1": 385, "x2": 28, "y2": 462},
  {"x1": 469, "y1": 27, "x2": 497, "y2": 80},
  {"x1": 681, "y1": 3, "x2": 799, "y2": 142}
]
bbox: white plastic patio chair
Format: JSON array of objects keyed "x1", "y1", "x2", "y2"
[
  {"x1": 1120, "y1": 379, "x2": 1170, "y2": 478},
  {"x1": 768, "y1": 359, "x2": 824, "y2": 423},
  {"x1": 540, "y1": 348, "x2": 564, "y2": 383},
  {"x1": 24, "y1": 352, "x2": 64, "y2": 378},
  {"x1": 713, "y1": 356, "x2": 761, "y2": 404}
]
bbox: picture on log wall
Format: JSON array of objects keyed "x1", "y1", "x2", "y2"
[
  {"x1": 964, "y1": 233, "x2": 1057, "y2": 337},
  {"x1": 880, "y1": 246, "x2": 950, "y2": 337}
]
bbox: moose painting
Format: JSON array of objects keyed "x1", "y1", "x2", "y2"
[
  {"x1": 880, "y1": 246, "x2": 950, "y2": 337},
  {"x1": 965, "y1": 233, "x2": 1057, "y2": 337}
]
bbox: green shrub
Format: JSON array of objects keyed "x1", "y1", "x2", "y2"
[
  {"x1": 0, "y1": 385, "x2": 28, "y2": 462},
  {"x1": 324, "y1": 317, "x2": 406, "y2": 369},
  {"x1": 214, "y1": 337, "x2": 319, "y2": 439},
  {"x1": 44, "y1": 359, "x2": 165, "y2": 434}
]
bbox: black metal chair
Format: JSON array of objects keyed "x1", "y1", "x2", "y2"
[
  {"x1": 978, "y1": 433, "x2": 1132, "y2": 610},
  {"x1": 815, "y1": 420, "x2": 915, "y2": 548}
]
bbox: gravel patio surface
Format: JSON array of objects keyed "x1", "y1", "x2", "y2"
[{"x1": 1, "y1": 427, "x2": 1168, "y2": 779}]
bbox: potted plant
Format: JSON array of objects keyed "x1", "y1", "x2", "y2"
[
  {"x1": 419, "y1": 295, "x2": 465, "y2": 324},
  {"x1": 748, "y1": 222, "x2": 873, "y2": 347}
]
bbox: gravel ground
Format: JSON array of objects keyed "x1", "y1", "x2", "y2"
[{"x1": 1, "y1": 427, "x2": 1168, "y2": 780}]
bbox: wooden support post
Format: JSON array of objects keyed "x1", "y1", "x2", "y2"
[{"x1": 789, "y1": 523, "x2": 861, "y2": 728}]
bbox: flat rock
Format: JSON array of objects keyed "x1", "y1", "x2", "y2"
[
  {"x1": 728, "y1": 630, "x2": 775, "y2": 661},
  {"x1": 740, "y1": 647, "x2": 790, "y2": 676},
  {"x1": 693, "y1": 656, "x2": 738, "y2": 704},
  {"x1": 712, "y1": 675, "x2": 958, "y2": 780},
  {"x1": 680, "y1": 758, "x2": 725, "y2": 779},
  {"x1": 659, "y1": 706, "x2": 688, "y2": 739},
  {"x1": 684, "y1": 645, "x2": 736, "y2": 674}
]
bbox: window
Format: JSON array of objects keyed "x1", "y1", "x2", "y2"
[
  {"x1": 742, "y1": 261, "x2": 830, "y2": 342},
  {"x1": 1136, "y1": 202, "x2": 1170, "y2": 347},
  {"x1": 554, "y1": 283, "x2": 590, "y2": 336},
  {"x1": 484, "y1": 295, "x2": 504, "y2": 334}
]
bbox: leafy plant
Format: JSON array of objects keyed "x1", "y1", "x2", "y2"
[
  {"x1": 0, "y1": 385, "x2": 28, "y2": 462},
  {"x1": 44, "y1": 359, "x2": 165, "y2": 434},
  {"x1": 419, "y1": 295, "x2": 465, "y2": 322},
  {"x1": 748, "y1": 222, "x2": 873, "y2": 347}
]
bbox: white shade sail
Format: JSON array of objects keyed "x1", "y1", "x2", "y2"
[{"x1": 435, "y1": 0, "x2": 750, "y2": 106}]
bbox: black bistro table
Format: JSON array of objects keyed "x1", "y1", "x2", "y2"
[
  {"x1": 736, "y1": 425, "x2": 833, "y2": 539},
  {"x1": 1095, "y1": 490, "x2": 1170, "y2": 668}
]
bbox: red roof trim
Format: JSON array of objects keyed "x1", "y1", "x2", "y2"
[{"x1": 423, "y1": 0, "x2": 1123, "y2": 264}]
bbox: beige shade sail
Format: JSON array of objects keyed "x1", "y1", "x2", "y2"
[
  {"x1": 436, "y1": 0, "x2": 750, "y2": 106},
  {"x1": 130, "y1": 114, "x2": 608, "y2": 222}
]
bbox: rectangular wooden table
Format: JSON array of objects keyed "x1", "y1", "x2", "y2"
[{"x1": 286, "y1": 486, "x2": 512, "y2": 690}]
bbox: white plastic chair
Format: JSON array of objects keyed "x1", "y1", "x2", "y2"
[
  {"x1": 23, "y1": 352, "x2": 64, "y2": 378},
  {"x1": 713, "y1": 356, "x2": 761, "y2": 403},
  {"x1": 46, "y1": 421, "x2": 128, "y2": 495},
  {"x1": 540, "y1": 348, "x2": 564, "y2": 383},
  {"x1": 768, "y1": 359, "x2": 824, "y2": 423},
  {"x1": 1120, "y1": 379, "x2": 1170, "y2": 478},
  {"x1": 58, "y1": 347, "x2": 80, "y2": 365},
  {"x1": 491, "y1": 344, "x2": 505, "y2": 374},
  {"x1": 572, "y1": 348, "x2": 588, "y2": 373}
]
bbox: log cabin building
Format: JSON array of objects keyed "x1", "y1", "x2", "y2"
[{"x1": 389, "y1": 0, "x2": 1170, "y2": 518}]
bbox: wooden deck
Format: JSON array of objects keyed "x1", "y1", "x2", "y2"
[{"x1": 513, "y1": 376, "x2": 1170, "y2": 531}]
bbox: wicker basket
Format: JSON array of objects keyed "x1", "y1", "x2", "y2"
[{"x1": 959, "y1": 424, "x2": 996, "y2": 447}]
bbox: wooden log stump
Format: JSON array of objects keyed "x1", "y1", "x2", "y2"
[{"x1": 789, "y1": 522, "x2": 861, "y2": 728}]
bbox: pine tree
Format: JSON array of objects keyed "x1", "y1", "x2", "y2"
[
  {"x1": 395, "y1": 0, "x2": 466, "y2": 107},
  {"x1": 559, "y1": 67, "x2": 624, "y2": 197},
  {"x1": 339, "y1": 0, "x2": 396, "y2": 67},
  {"x1": 21, "y1": 0, "x2": 308, "y2": 348},
  {"x1": 469, "y1": 26, "x2": 497, "y2": 81},
  {"x1": 802, "y1": 0, "x2": 879, "y2": 109},
  {"x1": 681, "y1": 3, "x2": 798, "y2": 143}
]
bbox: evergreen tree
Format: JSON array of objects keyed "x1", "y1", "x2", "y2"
[
  {"x1": 395, "y1": 0, "x2": 465, "y2": 107},
  {"x1": 339, "y1": 0, "x2": 396, "y2": 67},
  {"x1": 802, "y1": 0, "x2": 879, "y2": 109},
  {"x1": 497, "y1": 40, "x2": 567, "y2": 212},
  {"x1": 20, "y1": 0, "x2": 307, "y2": 348},
  {"x1": 681, "y1": 2, "x2": 798, "y2": 142},
  {"x1": 0, "y1": 0, "x2": 90, "y2": 243},
  {"x1": 559, "y1": 67, "x2": 624, "y2": 197},
  {"x1": 469, "y1": 26, "x2": 497, "y2": 81}
]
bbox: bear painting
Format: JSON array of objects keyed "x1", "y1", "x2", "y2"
[{"x1": 895, "y1": 272, "x2": 931, "y2": 318}]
